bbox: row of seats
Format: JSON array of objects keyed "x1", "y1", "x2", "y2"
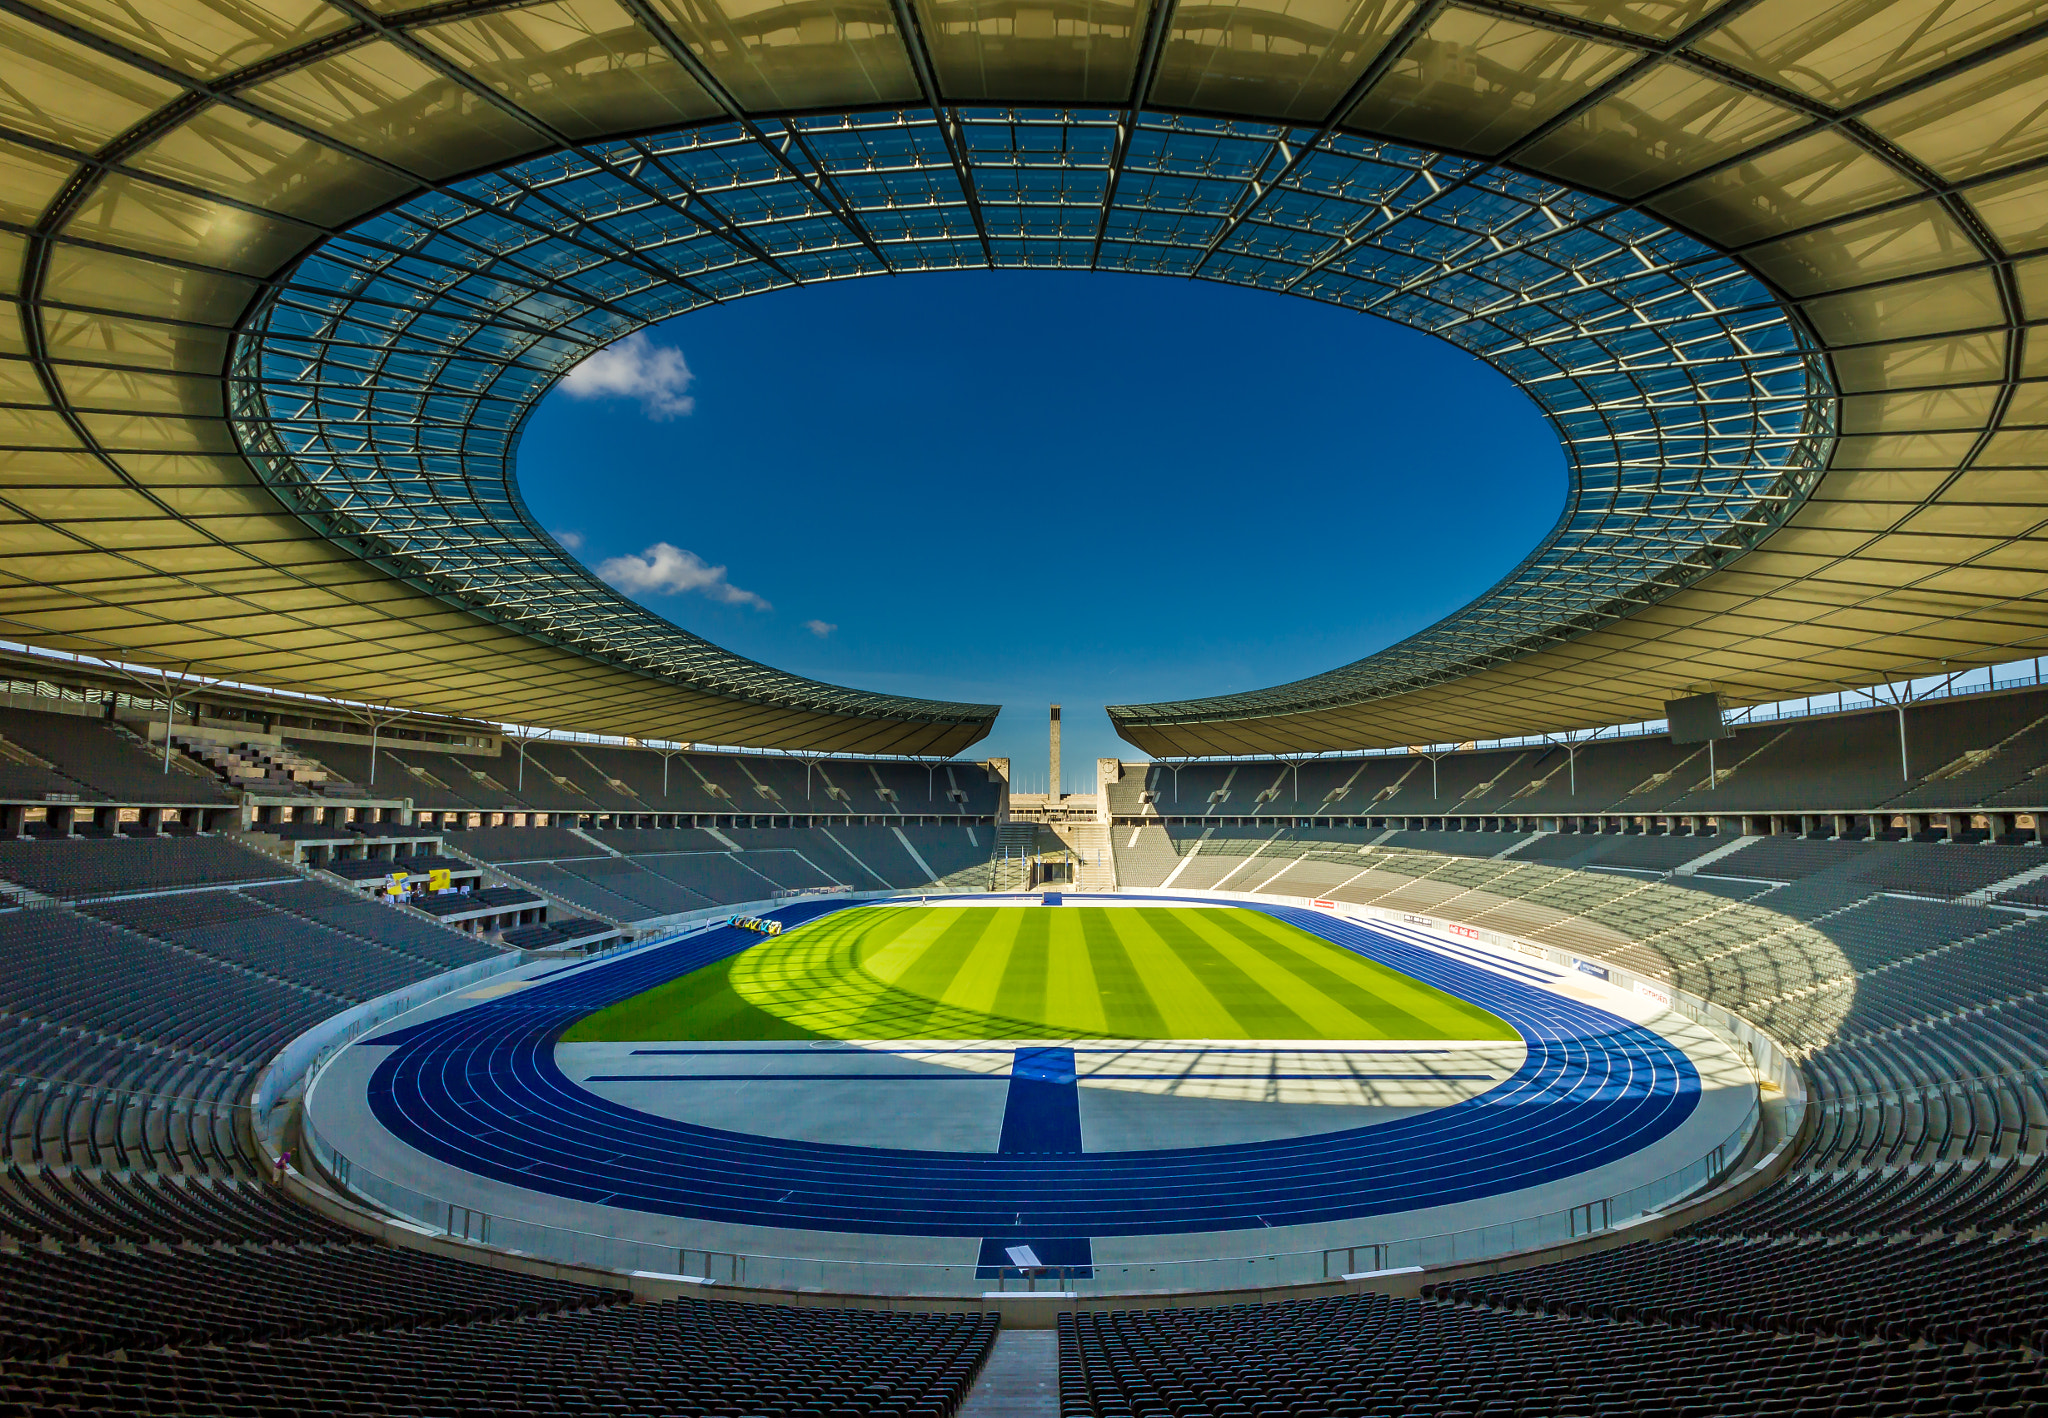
[
  {"x1": 0, "y1": 706, "x2": 236, "y2": 805},
  {"x1": 1691, "y1": 1157, "x2": 2048, "y2": 1240},
  {"x1": 1059, "y1": 1293, "x2": 2039, "y2": 1418},
  {"x1": 0, "y1": 836, "x2": 292, "y2": 900},
  {"x1": 0, "y1": 1164, "x2": 357, "y2": 1247},
  {"x1": 1104, "y1": 687, "x2": 2048, "y2": 818},
  {"x1": 1, "y1": 1298, "x2": 996, "y2": 1418},
  {"x1": 0, "y1": 1020, "x2": 260, "y2": 1174},
  {"x1": 1423, "y1": 1234, "x2": 2046, "y2": 1346},
  {"x1": 1126, "y1": 823, "x2": 2045, "y2": 904},
  {"x1": 0, "y1": 840, "x2": 1001, "y2": 1418},
  {"x1": 501, "y1": 916, "x2": 617, "y2": 950},
  {"x1": 254, "y1": 879, "x2": 501, "y2": 971},
  {"x1": 0, "y1": 1244, "x2": 624, "y2": 1360},
  {"x1": 288, "y1": 734, "x2": 1001, "y2": 819},
  {"x1": 469, "y1": 825, "x2": 994, "y2": 924},
  {"x1": 0, "y1": 909, "x2": 336, "y2": 1062},
  {"x1": 411, "y1": 885, "x2": 545, "y2": 919}
]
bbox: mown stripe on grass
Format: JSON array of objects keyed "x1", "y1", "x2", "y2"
[
  {"x1": 566, "y1": 905, "x2": 1517, "y2": 1044},
  {"x1": 1070, "y1": 910, "x2": 1170, "y2": 1039},
  {"x1": 1146, "y1": 910, "x2": 1326, "y2": 1038},
  {"x1": 1042, "y1": 910, "x2": 1108, "y2": 1036},
  {"x1": 1178, "y1": 909, "x2": 1461, "y2": 1040},
  {"x1": 1103, "y1": 909, "x2": 1245, "y2": 1039}
]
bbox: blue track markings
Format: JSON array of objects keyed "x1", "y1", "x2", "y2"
[{"x1": 359, "y1": 898, "x2": 1699, "y2": 1240}]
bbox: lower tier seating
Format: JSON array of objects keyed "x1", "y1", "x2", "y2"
[
  {"x1": 0, "y1": 1297, "x2": 995, "y2": 1418},
  {"x1": 0, "y1": 836, "x2": 291, "y2": 900},
  {"x1": 1423, "y1": 1233, "x2": 2048, "y2": 1347},
  {"x1": 1059, "y1": 1294, "x2": 2039, "y2": 1418}
]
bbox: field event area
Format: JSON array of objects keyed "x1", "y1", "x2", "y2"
[{"x1": 562, "y1": 904, "x2": 1518, "y2": 1044}]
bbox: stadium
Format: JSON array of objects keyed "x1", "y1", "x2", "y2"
[{"x1": 1, "y1": 0, "x2": 2046, "y2": 1413}]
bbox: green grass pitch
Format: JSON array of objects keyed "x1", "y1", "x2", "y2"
[{"x1": 561, "y1": 905, "x2": 1516, "y2": 1043}]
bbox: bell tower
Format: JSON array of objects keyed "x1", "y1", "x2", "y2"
[{"x1": 1049, "y1": 704, "x2": 1062, "y2": 802}]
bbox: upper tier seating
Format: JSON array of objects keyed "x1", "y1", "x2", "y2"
[
  {"x1": 0, "y1": 836, "x2": 291, "y2": 899},
  {"x1": 1116, "y1": 687, "x2": 2048, "y2": 821},
  {"x1": 0, "y1": 707, "x2": 234, "y2": 804},
  {"x1": 282, "y1": 735, "x2": 999, "y2": 820}
]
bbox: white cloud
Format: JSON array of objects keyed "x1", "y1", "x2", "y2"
[
  {"x1": 559, "y1": 333, "x2": 695, "y2": 420},
  {"x1": 596, "y1": 543, "x2": 770, "y2": 610},
  {"x1": 555, "y1": 529, "x2": 585, "y2": 551},
  {"x1": 803, "y1": 619, "x2": 837, "y2": 638}
]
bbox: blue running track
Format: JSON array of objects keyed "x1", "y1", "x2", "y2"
[{"x1": 359, "y1": 898, "x2": 1698, "y2": 1240}]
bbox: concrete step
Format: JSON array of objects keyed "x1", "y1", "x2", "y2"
[{"x1": 957, "y1": 1329, "x2": 1055, "y2": 1418}]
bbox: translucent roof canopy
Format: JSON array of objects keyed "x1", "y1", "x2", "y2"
[{"x1": 2, "y1": 0, "x2": 2043, "y2": 753}]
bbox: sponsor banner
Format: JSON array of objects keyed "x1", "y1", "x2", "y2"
[
  {"x1": 1634, "y1": 981, "x2": 1672, "y2": 1007},
  {"x1": 1512, "y1": 942, "x2": 1546, "y2": 960},
  {"x1": 1448, "y1": 923, "x2": 1481, "y2": 941},
  {"x1": 1404, "y1": 913, "x2": 1436, "y2": 928},
  {"x1": 1573, "y1": 958, "x2": 1610, "y2": 981},
  {"x1": 1312, "y1": 899, "x2": 1337, "y2": 909}
]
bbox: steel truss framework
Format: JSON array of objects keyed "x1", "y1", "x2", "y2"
[
  {"x1": 0, "y1": 0, "x2": 2043, "y2": 754},
  {"x1": 232, "y1": 111, "x2": 1832, "y2": 733}
]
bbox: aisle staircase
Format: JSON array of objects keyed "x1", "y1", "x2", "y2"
[
  {"x1": 1052, "y1": 822, "x2": 1115, "y2": 891},
  {"x1": 174, "y1": 734, "x2": 335, "y2": 793},
  {"x1": 991, "y1": 823, "x2": 1038, "y2": 891}
]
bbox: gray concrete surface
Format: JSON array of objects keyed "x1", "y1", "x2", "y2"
[{"x1": 959, "y1": 1331, "x2": 1058, "y2": 1418}]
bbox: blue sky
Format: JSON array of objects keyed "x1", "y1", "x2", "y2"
[{"x1": 518, "y1": 271, "x2": 1562, "y2": 788}]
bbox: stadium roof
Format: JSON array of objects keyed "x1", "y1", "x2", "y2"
[{"x1": 1, "y1": 0, "x2": 2042, "y2": 756}]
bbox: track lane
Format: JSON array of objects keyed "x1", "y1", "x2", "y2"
[{"x1": 357, "y1": 898, "x2": 1702, "y2": 1238}]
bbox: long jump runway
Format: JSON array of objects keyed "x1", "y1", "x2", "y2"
[{"x1": 308, "y1": 896, "x2": 1755, "y2": 1278}]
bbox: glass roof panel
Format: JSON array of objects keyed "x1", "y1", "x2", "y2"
[
  {"x1": 243, "y1": 41, "x2": 549, "y2": 180},
  {"x1": 231, "y1": 105, "x2": 1829, "y2": 725},
  {"x1": 413, "y1": 0, "x2": 722, "y2": 138},
  {"x1": 0, "y1": 10, "x2": 185, "y2": 151},
  {"x1": 1862, "y1": 34, "x2": 2048, "y2": 182},
  {"x1": 1507, "y1": 0, "x2": 1728, "y2": 41},
  {"x1": 28, "y1": 0, "x2": 352, "y2": 81},
  {"x1": 1148, "y1": 0, "x2": 1419, "y2": 120},
  {"x1": 1518, "y1": 65, "x2": 1805, "y2": 200},
  {"x1": 1342, "y1": 6, "x2": 1637, "y2": 156},
  {"x1": 912, "y1": 0, "x2": 1149, "y2": 102},
  {"x1": 1692, "y1": 0, "x2": 2044, "y2": 110}
]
